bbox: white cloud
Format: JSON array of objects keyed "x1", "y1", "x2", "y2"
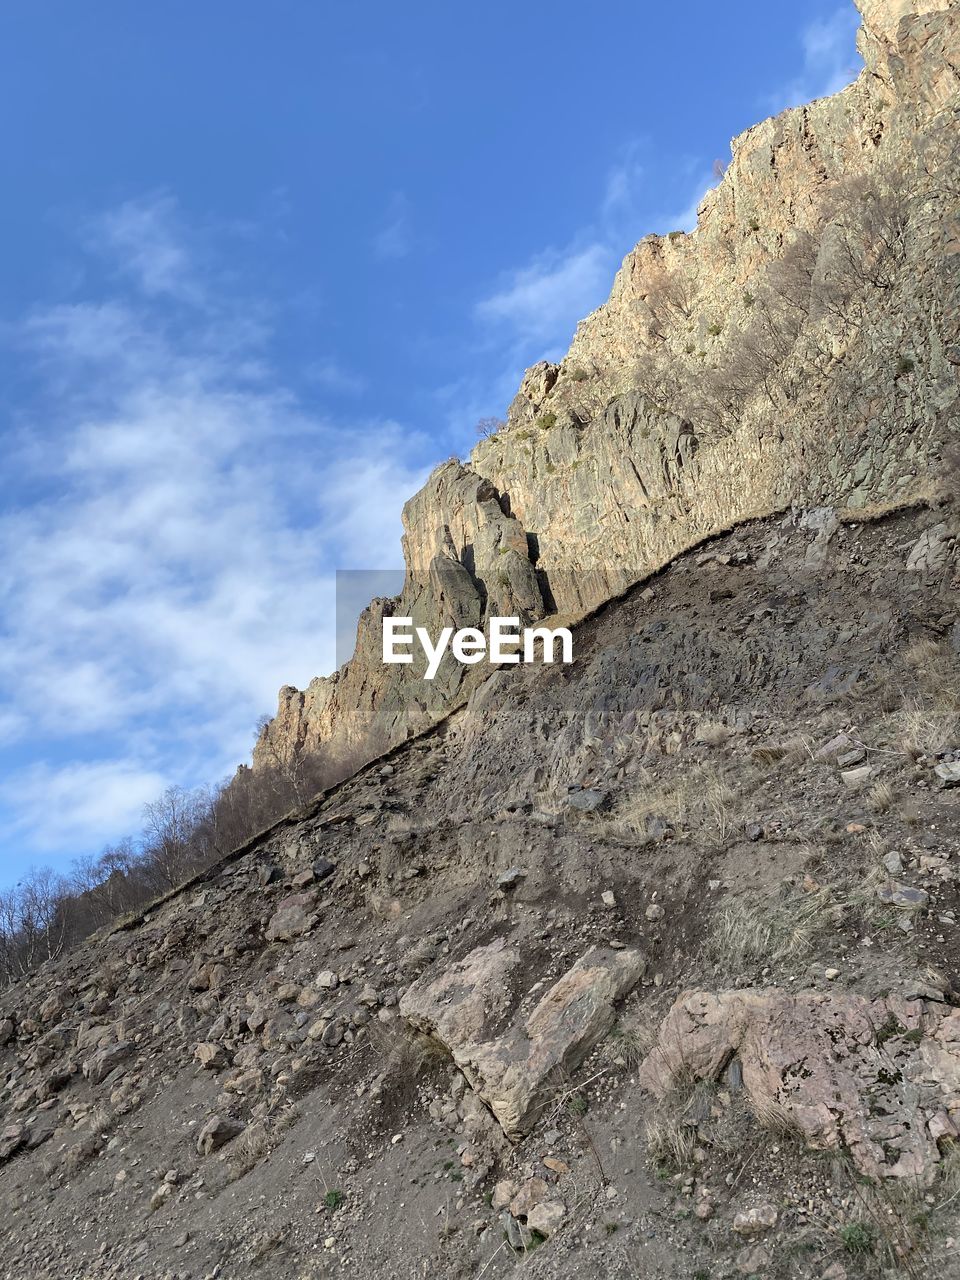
[
  {"x1": 0, "y1": 208, "x2": 429, "y2": 869},
  {"x1": 0, "y1": 760, "x2": 169, "y2": 855},
  {"x1": 767, "y1": 6, "x2": 862, "y2": 112},
  {"x1": 651, "y1": 168, "x2": 718, "y2": 236}
]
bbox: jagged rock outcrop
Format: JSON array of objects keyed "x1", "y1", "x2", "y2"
[
  {"x1": 256, "y1": 0, "x2": 958, "y2": 783},
  {"x1": 401, "y1": 943, "x2": 645, "y2": 1139}
]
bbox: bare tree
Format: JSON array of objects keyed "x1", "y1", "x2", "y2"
[{"x1": 141, "y1": 786, "x2": 213, "y2": 892}]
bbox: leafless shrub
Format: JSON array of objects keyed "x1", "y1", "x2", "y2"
[
  {"x1": 475, "y1": 416, "x2": 505, "y2": 439},
  {"x1": 632, "y1": 348, "x2": 685, "y2": 411},
  {"x1": 813, "y1": 173, "x2": 912, "y2": 324},
  {"x1": 1, "y1": 730, "x2": 373, "y2": 984},
  {"x1": 644, "y1": 267, "x2": 695, "y2": 343}
]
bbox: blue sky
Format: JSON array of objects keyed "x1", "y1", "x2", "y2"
[{"x1": 0, "y1": 1, "x2": 862, "y2": 887}]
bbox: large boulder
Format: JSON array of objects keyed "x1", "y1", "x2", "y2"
[
  {"x1": 265, "y1": 892, "x2": 318, "y2": 943},
  {"x1": 400, "y1": 937, "x2": 521, "y2": 1048},
  {"x1": 401, "y1": 943, "x2": 645, "y2": 1139},
  {"x1": 82, "y1": 1040, "x2": 134, "y2": 1087}
]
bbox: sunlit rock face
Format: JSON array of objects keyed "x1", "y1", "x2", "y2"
[{"x1": 255, "y1": 0, "x2": 960, "y2": 773}]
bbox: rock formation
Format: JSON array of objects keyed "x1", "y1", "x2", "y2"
[
  {"x1": 255, "y1": 0, "x2": 959, "y2": 772},
  {"x1": 2, "y1": 4, "x2": 959, "y2": 1276}
]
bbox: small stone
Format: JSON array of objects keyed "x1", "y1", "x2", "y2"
[
  {"x1": 733, "y1": 1204, "x2": 777, "y2": 1234},
  {"x1": 0, "y1": 1123, "x2": 26, "y2": 1160},
  {"x1": 265, "y1": 893, "x2": 317, "y2": 943},
  {"x1": 883, "y1": 850, "x2": 904, "y2": 874},
  {"x1": 510, "y1": 1177, "x2": 549, "y2": 1218},
  {"x1": 736, "y1": 1244, "x2": 772, "y2": 1273},
  {"x1": 257, "y1": 862, "x2": 282, "y2": 887},
  {"x1": 815, "y1": 733, "x2": 853, "y2": 760},
  {"x1": 195, "y1": 1042, "x2": 227, "y2": 1070},
  {"x1": 526, "y1": 1199, "x2": 566, "y2": 1237},
  {"x1": 196, "y1": 1115, "x2": 244, "y2": 1156},
  {"x1": 876, "y1": 881, "x2": 929, "y2": 910},
  {"x1": 821, "y1": 1264, "x2": 847, "y2": 1280},
  {"x1": 565, "y1": 787, "x2": 607, "y2": 813},
  {"x1": 321, "y1": 1020, "x2": 344, "y2": 1048},
  {"x1": 929, "y1": 1112, "x2": 959, "y2": 1142},
  {"x1": 502, "y1": 1213, "x2": 532, "y2": 1251},
  {"x1": 645, "y1": 903, "x2": 664, "y2": 921},
  {"x1": 825, "y1": 968, "x2": 840, "y2": 980},
  {"x1": 150, "y1": 1182, "x2": 173, "y2": 1212},
  {"x1": 492, "y1": 1179, "x2": 517, "y2": 1211},
  {"x1": 82, "y1": 1041, "x2": 134, "y2": 1087},
  {"x1": 316, "y1": 970, "x2": 339, "y2": 989},
  {"x1": 935, "y1": 762, "x2": 960, "y2": 785},
  {"x1": 841, "y1": 765, "x2": 873, "y2": 789},
  {"x1": 497, "y1": 867, "x2": 527, "y2": 891},
  {"x1": 601, "y1": 890, "x2": 616, "y2": 909}
]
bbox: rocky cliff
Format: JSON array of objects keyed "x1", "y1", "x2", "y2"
[{"x1": 255, "y1": 0, "x2": 959, "y2": 775}]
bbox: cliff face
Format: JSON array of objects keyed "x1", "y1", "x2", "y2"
[{"x1": 255, "y1": 0, "x2": 959, "y2": 771}]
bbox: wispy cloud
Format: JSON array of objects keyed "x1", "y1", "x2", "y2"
[
  {"x1": 470, "y1": 145, "x2": 717, "y2": 409},
  {"x1": 475, "y1": 243, "x2": 612, "y2": 353},
  {"x1": 0, "y1": 203, "x2": 428, "y2": 873},
  {"x1": 767, "y1": 6, "x2": 862, "y2": 112},
  {"x1": 0, "y1": 760, "x2": 168, "y2": 855},
  {"x1": 89, "y1": 192, "x2": 202, "y2": 302},
  {"x1": 305, "y1": 357, "x2": 367, "y2": 395},
  {"x1": 373, "y1": 191, "x2": 414, "y2": 260}
]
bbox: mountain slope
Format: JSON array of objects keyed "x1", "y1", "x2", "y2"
[{"x1": 1, "y1": 499, "x2": 958, "y2": 1279}]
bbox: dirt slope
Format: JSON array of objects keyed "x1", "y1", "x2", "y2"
[{"x1": 2, "y1": 496, "x2": 958, "y2": 1280}]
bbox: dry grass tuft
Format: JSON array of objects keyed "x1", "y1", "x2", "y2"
[
  {"x1": 227, "y1": 1106, "x2": 297, "y2": 1182},
  {"x1": 596, "y1": 763, "x2": 743, "y2": 846},
  {"x1": 750, "y1": 734, "x2": 814, "y2": 768},
  {"x1": 868, "y1": 780, "x2": 896, "y2": 813},
  {"x1": 705, "y1": 890, "x2": 831, "y2": 970},
  {"x1": 602, "y1": 1012, "x2": 657, "y2": 1069},
  {"x1": 227, "y1": 1124, "x2": 271, "y2": 1180},
  {"x1": 894, "y1": 696, "x2": 958, "y2": 760},
  {"x1": 644, "y1": 1081, "x2": 710, "y2": 1171}
]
